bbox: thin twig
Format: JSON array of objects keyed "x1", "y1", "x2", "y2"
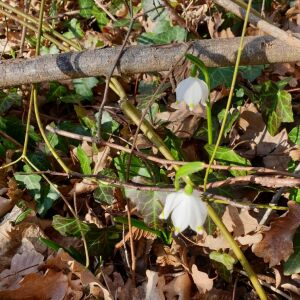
[
  {"x1": 19, "y1": 170, "x2": 289, "y2": 211},
  {"x1": 45, "y1": 125, "x2": 300, "y2": 178}
]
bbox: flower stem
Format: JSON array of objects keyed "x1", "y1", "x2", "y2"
[
  {"x1": 203, "y1": 0, "x2": 254, "y2": 191},
  {"x1": 116, "y1": 80, "x2": 266, "y2": 300},
  {"x1": 206, "y1": 101, "x2": 213, "y2": 145}
]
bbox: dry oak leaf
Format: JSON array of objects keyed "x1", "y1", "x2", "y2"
[{"x1": 252, "y1": 201, "x2": 300, "y2": 267}]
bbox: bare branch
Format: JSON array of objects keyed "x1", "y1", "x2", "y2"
[{"x1": 1, "y1": 36, "x2": 300, "y2": 88}]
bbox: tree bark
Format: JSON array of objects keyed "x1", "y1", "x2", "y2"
[{"x1": 1, "y1": 35, "x2": 300, "y2": 88}]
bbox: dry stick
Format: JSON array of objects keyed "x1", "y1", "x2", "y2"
[
  {"x1": 214, "y1": 0, "x2": 300, "y2": 48},
  {"x1": 27, "y1": 170, "x2": 288, "y2": 211},
  {"x1": 3, "y1": 35, "x2": 300, "y2": 88},
  {"x1": 45, "y1": 125, "x2": 300, "y2": 178},
  {"x1": 204, "y1": 175, "x2": 300, "y2": 189}
]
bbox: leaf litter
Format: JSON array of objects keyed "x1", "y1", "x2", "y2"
[{"x1": 1, "y1": 0, "x2": 300, "y2": 299}]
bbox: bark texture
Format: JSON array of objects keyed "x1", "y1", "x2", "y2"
[{"x1": 1, "y1": 35, "x2": 300, "y2": 88}]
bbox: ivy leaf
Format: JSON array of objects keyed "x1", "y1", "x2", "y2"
[
  {"x1": 14, "y1": 173, "x2": 41, "y2": 199},
  {"x1": 205, "y1": 145, "x2": 251, "y2": 176},
  {"x1": 289, "y1": 126, "x2": 300, "y2": 146},
  {"x1": 53, "y1": 215, "x2": 120, "y2": 259},
  {"x1": 208, "y1": 66, "x2": 264, "y2": 89},
  {"x1": 95, "y1": 110, "x2": 120, "y2": 139},
  {"x1": 114, "y1": 153, "x2": 154, "y2": 181},
  {"x1": 15, "y1": 170, "x2": 60, "y2": 216},
  {"x1": 52, "y1": 215, "x2": 90, "y2": 237},
  {"x1": 259, "y1": 81, "x2": 293, "y2": 136},
  {"x1": 124, "y1": 189, "x2": 168, "y2": 228},
  {"x1": 0, "y1": 90, "x2": 21, "y2": 115},
  {"x1": 209, "y1": 251, "x2": 236, "y2": 271},
  {"x1": 78, "y1": 0, "x2": 109, "y2": 28},
  {"x1": 94, "y1": 184, "x2": 114, "y2": 205},
  {"x1": 64, "y1": 18, "x2": 84, "y2": 40},
  {"x1": 218, "y1": 108, "x2": 240, "y2": 138},
  {"x1": 73, "y1": 77, "x2": 99, "y2": 99}
]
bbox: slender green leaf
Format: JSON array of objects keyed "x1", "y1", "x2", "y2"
[{"x1": 76, "y1": 145, "x2": 92, "y2": 174}]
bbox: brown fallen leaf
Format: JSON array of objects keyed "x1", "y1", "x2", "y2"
[
  {"x1": 0, "y1": 239, "x2": 44, "y2": 291},
  {"x1": 252, "y1": 201, "x2": 300, "y2": 267},
  {"x1": 45, "y1": 249, "x2": 112, "y2": 300},
  {"x1": 144, "y1": 270, "x2": 165, "y2": 300},
  {"x1": 197, "y1": 233, "x2": 231, "y2": 251},
  {"x1": 191, "y1": 264, "x2": 214, "y2": 294},
  {"x1": 233, "y1": 103, "x2": 290, "y2": 170},
  {"x1": 156, "y1": 107, "x2": 202, "y2": 138},
  {"x1": 163, "y1": 272, "x2": 192, "y2": 300},
  {"x1": 236, "y1": 233, "x2": 263, "y2": 246},
  {"x1": 0, "y1": 269, "x2": 70, "y2": 300},
  {"x1": 222, "y1": 206, "x2": 258, "y2": 237}
]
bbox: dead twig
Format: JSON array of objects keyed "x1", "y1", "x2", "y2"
[{"x1": 46, "y1": 125, "x2": 300, "y2": 179}]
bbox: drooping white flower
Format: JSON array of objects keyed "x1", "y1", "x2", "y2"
[
  {"x1": 159, "y1": 189, "x2": 208, "y2": 235},
  {"x1": 175, "y1": 77, "x2": 209, "y2": 111}
]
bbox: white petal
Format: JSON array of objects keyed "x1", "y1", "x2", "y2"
[
  {"x1": 171, "y1": 202, "x2": 191, "y2": 235},
  {"x1": 188, "y1": 199, "x2": 208, "y2": 233},
  {"x1": 175, "y1": 77, "x2": 209, "y2": 109},
  {"x1": 159, "y1": 191, "x2": 180, "y2": 220}
]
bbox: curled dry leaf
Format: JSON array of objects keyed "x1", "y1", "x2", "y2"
[{"x1": 252, "y1": 201, "x2": 300, "y2": 267}]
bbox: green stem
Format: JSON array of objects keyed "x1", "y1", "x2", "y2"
[
  {"x1": 203, "y1": 0, "x2": 254, "y2": 191},
  {"x1": 116, "y1": 81, "x2": 266, "y2": 300},
  {"x1": 206, "y1": 101, "x2": 213, "y2": 145},
  {"x1": 32, "y1": 0, "x2": 70, "y2": 174}
]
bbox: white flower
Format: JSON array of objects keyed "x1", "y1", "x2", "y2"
[
  {"x1": 159, "y1": 189, "x2": 208, "y2": 235},
  {"x1": 175, "y1": 77, "x2": 209, "y2": 110}
]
